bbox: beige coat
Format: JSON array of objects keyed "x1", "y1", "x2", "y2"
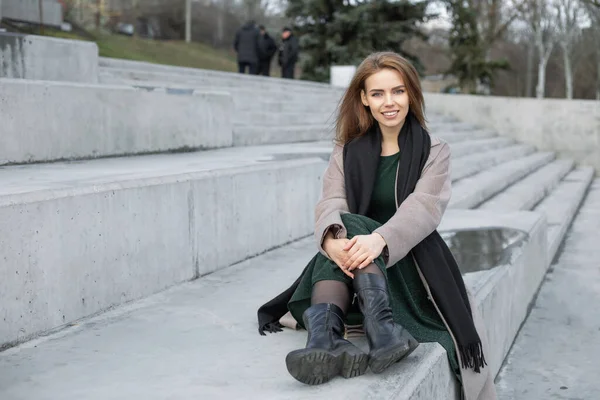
[{"x1": 313, "y1": 135, "x2": 497, "y2": 400}]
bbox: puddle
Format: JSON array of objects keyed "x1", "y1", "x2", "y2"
[{"x1": 440, "y1": 228, "x2": 528, "y2": 274}]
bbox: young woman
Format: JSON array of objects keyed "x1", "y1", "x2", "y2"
[{"x1": 258, "y1": 52, "x2": 497, "y2": 400}]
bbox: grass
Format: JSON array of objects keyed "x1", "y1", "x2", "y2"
[{"x1": 35, "y1": 27, "x2": 238, "y2": 72}]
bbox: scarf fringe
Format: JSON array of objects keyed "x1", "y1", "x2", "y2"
[
  {"x1": 258, "y1": 321, "x2": 283, "y2": 336},
  {"x1": 458, "y1": 342, "x2": 487, "y2": 373}
]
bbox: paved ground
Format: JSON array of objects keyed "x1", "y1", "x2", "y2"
[{"x1": 496, "y1": 179, "x2": 600, "y2": 400}]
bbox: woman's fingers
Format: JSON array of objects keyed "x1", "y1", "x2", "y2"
[
  {"x1": 343, "y1": 236, "x2": 358, "y2": 251},
  {"x1": 358, "y1": 255, "x2": 374, "y2": 269},
  {"x1": 347, "y1": 251, "x2": 370, "y2": 271}
]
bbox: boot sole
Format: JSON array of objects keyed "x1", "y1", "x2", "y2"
[
  {"x1": 369, "y1": 340, "x2": 419, "y2": 374},
  {"x1": 286, "y1": 346, "x2": 368, "y2": 385}
]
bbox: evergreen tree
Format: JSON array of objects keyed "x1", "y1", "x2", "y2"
[
  {"x1": 286, "y1": 0, "x2": 432, "y2": 82},
  {"x1": 444, "y1": 1, "x2": 509, "y2": 93}
]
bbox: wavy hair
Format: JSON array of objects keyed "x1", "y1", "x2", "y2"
[{"x1": 335, "y1": 52, "x2": 427, "y2": 144}]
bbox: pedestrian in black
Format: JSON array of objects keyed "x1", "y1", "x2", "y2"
[
  {"x1": 278, "y1": 27, "x2": 299, "y2": 79},
  {"x1": 234, "y1": 20, "x2": 260, "y2": 75},
  {"x1": 257, "y1": 25, "x2": 277, "y2": 77}
]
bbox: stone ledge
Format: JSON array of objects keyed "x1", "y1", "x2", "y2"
[
  {"x1": 0, "y1": 158, "x2": 324, "y2": 348},
  {"x1": 0, "y1": 79, "x2": 233, "y2": 165}
]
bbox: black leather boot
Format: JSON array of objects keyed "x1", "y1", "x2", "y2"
[
  {"x1": 285, "y1": 303, "x2": 368, "y2": 385},
  {"x1": 353, "y1": 273, "x2": 419, "y2": 373}
]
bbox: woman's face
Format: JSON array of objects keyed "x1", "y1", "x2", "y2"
[{"x1": 360, "y1": 68, "x2": 410, "y2": 134}]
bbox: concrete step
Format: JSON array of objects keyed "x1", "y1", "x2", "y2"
[
  {"x1": 0, "y1": 79, "x2": 232, "y2": 165},
  {"x1": 99, "y1": 58, "x2": 341, "y2": 92},
  {"x1": 436, "y1": 129, "x2": 497, "y2": 143},
  {"x1": 533, "y1": 167, "x2": 595, "y2": 261},
  {"x1": 99, "y1": 67, "x2": 342, "y2": 96},
  {"x1": 0, "y1": 209, "x2": 548, "y2": 400},
  {"x1": 0, "y1": 143, "x2": 337, "y2": 349},
  {"x1": 449, "y1": 152, "x2": 555, "y2": 209},
  {"x1": 452, "y1": 144, "x2": 536, "y2": 181},
  {"x1": 233, "y1": 125, "x2": 335, "y2": 146},
  {"x1": 495, "y1": 179, "x2": 600, "y2": 400},
  {"x1": 234, "y1": 111, "x2": 336, "y2": 127},
  {"x1": 478, "y1": 159, "x2": 574, "y2": 211},
  {"x1": 428, "y1": 121, "x2": 481, "y2": 132},
  {"x1": 449, "y1": 137, "x2": 514, "y2": 158}
]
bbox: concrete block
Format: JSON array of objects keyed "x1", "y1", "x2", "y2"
[
  {"x1": 0, "y1": 33, "x2": 98, "y2": 83},
  {"x1": 0, "y1": 209, "x2": 547, "y2": 399},
  {"x1": 0, "y1": 79, "x2": 233, "y2": 164},
  {"x1": 450, "y1": 137, "x2": 514, "y2": 159},
  {"x1": 441, "y1": 209, "x2": 548, "y2": 377},
  {"x1": 233, "y1": 124, "x2": 335, "y2": 146},
  {"x1": 0, "y1": 156, "x2": 325, "y2": 348},
  {"x1": 479, "y1": 159, "x2": 574, "y2": 211},
  {"x1": 452, "y1": 144, "x2": 535, "y2": 181},
  {"x1": 1, "y1": 0, "x2": 62, "y2": 27},
  {"x1": 450, "y1": 152, "x2": 555, "y2": 209},
  {"x1": 534, "y1": 167, "x2": 595, "y2": 261},
  {"x1": 425, "y1": 93, "x2": 600, "y2": 173},
  {"x1": 330, "y1": 65, "x2": 356, "y2": 87},
  {"x1": 99, "y1": 57, "x2": 344, "y2": 93}
]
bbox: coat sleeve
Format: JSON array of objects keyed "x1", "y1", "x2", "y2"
[
  {"x1": 314, "y1": 144, "x2": 350, "y2": 258},
  {"x1": 373, "y1": 142, "x2": 452, "y2": 267}
]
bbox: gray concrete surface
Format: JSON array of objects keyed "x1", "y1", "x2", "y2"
[
  {"x1": 533, "y1": 167, "x2": 595, "y2": 262},
  {"x1": 0, "y1": 209, "x2": 547, "y2": 400},
  {"x1": 1, "y1": 0, "x2": 62, "y2": 27},
  {"x1": 0, "y1": 79, "x2": 232, "y2": 164},
  {"x1": 496, "y1": 179, "x2": 600, "y2": 399},
  {"x1": 99, "y1": 57, "x2": 344, "y2": 91},
  {"x1": 450, "y1": 152, "x2": 555, "y2": 209},
  {"x1": 0, "y1": 151, "x2": 325, "y2": 348},
  {"x1": 426, "y1": 93, "x2": 600, "y2": 173},
  {"x1": 479, "y1": 159, "x2": 574, "y2": 211},
  {"x1": 0, "y1": 135, "x2": 564, "y2": 352},
  {"x1": 0, "y1": 33, "x2": 98, "y2": 83}
]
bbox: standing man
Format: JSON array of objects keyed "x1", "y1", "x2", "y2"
[
  {"x1": 234, "y1": 20, "x2": 260, "y2": 75},
  {"x1": 257, "y1": 25, "x2": 277, "y2": 77},
  {"x1": 278, "y1": 27, "x2": 299, "y2": 79}
]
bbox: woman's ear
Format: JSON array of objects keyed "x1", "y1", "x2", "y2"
[{"x1": 360, "y1": 90, "x2": 369, "y2": 107}]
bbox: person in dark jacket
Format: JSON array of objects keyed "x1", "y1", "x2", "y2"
[
  {"x1": 278, "y1": 27, "x2": 299, "y2": 79},
  {"x1": 234, "y1": 21, "x2": 260, "y2": 75},
  {"x1": 257, "y1": 25, "x2": 277, "y2": 77}
]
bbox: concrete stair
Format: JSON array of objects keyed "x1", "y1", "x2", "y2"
[{"x1": 0, "y1": 56, "x2": 596, "y2": 400}]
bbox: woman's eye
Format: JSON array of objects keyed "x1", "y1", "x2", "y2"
[
  {"x1": 372, "y1": 93, "x2": 381, "y2": 97},
  {"x1": 395, "y1": 90, "x2": 405, "y2": 94}
]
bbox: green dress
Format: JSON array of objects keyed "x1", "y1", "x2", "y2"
[{"x1": 288, "y1": 152, "x2": 460, "y2": 378}]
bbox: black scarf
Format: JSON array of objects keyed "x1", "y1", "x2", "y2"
[
  {"x1": 257, "y1": 113, "x2": 486, "y2": 372},
  {"x1": 344, "y1": 113, "x2": 485, "y2": 372}
]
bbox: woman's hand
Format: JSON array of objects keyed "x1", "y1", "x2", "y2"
[
  {"x1": 343, "y1": 233, "x2": 387, "y2": 271},
  {"x1": 323, "y1": 235, "x2": 354, "y2": 279}
]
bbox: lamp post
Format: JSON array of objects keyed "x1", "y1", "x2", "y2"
[{"x1": 185, "y1": 0, "x2": 191, "y2": 43}]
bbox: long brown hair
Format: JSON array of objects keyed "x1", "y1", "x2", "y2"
[{"x1": 335, "y1": 52, "x2": 427, "y2": 144}]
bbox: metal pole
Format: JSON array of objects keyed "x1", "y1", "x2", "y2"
[{"x1": 185, "y1": 0, "x2": 191, "y2": 43}]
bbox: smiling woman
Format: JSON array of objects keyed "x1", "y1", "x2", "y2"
[{"x1": 257, "y1": 52, "x2": 497, "y2": 400}]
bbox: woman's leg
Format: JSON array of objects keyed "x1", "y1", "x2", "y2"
[
  {"x1": 311, "y1": 280, "x2": 352, "y2": 313},
  {"x1": 352, "y1": 264, "x2": 418, "y2": 374},
  {"x1": 286, "y1": 280, "x2": 367, "y2": 385}
]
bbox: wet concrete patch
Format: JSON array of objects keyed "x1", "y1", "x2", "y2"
[{"x1": 441, "y1": 228, "x2": 528, "y2": 274}]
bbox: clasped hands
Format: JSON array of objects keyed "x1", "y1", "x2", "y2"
[{"x1": 323, "y1": 231, "x2": 387, "y2": 278}]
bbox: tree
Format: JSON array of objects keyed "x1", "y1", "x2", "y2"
[
  {"x1": 555, "y1": 0, "x2": 582, "y2": 99},
  {"x1": 444, "y1": 0, "x2": 511, "y2": 93},
  {"x1": 583, "y1": 0, "x2": 600, "y2": 99},
  {"x1": 519, "y1": 0, "x2": 557, "y2": 98},
  {"x1": 285, "y1": 0, "x2": 432, "y2": 82}
]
